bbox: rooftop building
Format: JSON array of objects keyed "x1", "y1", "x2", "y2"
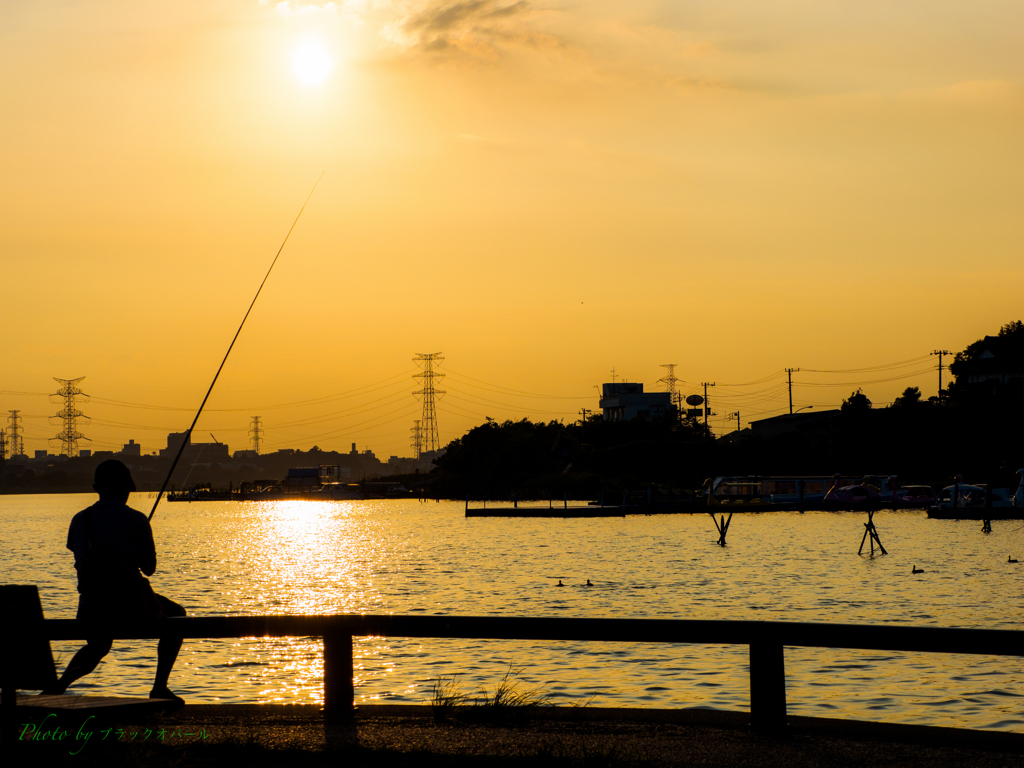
[{"x1": 599, "y1": 383, "x2": 676, "y2": 422}]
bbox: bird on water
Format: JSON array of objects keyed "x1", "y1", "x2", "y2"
[
  {"x1": 912, "y1": 566, "x2": 924, "y2": 574},
  {"x1": 1010, "y1": 556, "x2": 1019, "y2": 564},
  {"x1": 586, "y1": 579, "x2": 593, "y2": 587},
  {"x1": 556, "y1": 580, "x2": 565, "y2": 587}
]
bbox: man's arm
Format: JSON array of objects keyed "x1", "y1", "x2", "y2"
[{"x1": 138, "y1": 516, "x2": 158, "y2": 576}]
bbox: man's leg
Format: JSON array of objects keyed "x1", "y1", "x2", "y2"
[
  {"x1": 151, "y1": 595, "x2": 186, "y2": 700},
  {"x1": 43, "y1": 638, "x2": 113, "y2": 694}
]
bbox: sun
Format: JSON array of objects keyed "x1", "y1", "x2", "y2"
[{"x1": 292, "y1": 39, "x2": 332, "y2": 87}]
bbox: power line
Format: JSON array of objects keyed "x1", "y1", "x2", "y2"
[
  {"x1": 440, "y1": 368, "x2": 592, "y2": 400},
  {"x1": 800, "y1": 355, "x2": 931, "y2": 374}
]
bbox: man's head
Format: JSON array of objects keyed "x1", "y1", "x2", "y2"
[{"x1": 93, "y1": 459, "x2": 136, "y2": 503}]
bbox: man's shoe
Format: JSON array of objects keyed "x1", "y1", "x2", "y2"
[{"x1": 149, "y1": 687, "x2": 186, "y2": 706}]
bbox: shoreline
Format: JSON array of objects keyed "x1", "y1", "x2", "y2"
[{"x1": 7, "y1": 703, "x2": 1023, "y2": 767}]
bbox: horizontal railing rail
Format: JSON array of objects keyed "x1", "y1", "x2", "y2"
[{"x1": 31, "y1": 615, "x2": 1024, "y2": 730}]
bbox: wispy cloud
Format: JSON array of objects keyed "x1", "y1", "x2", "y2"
[{"x1": 384, "y1": 0, "x2": 563, "y2": 58}]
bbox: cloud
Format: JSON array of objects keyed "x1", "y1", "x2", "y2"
[{"x1": 384, "y1": 0, "x2": 562, "y2": 58}]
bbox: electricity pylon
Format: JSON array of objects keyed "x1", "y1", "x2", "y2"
[
  {"x1": 413, "y1": 353, "x2": 445, "y2": 454},
  {"x1": 50, "y1": 377, "x2": 90, "y2": 457},
  {"x1": 249, "y1": 416, "x2": 263, "y2": 454},
  {"x1": 410, "y1": 419, "x2": 423, "y2": 459},
  {"x1": 658, "y1": 363, "x2": 682, "y2": 418},
  {"x1": 6, "y1": 411, "x2": 24, "y2": 458}
]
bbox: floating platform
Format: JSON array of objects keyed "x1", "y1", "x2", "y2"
[
  {"x1": 464, "y1": 500, "x2": 944, "y2": 518},
  {"x1": 926, "y1": 506, "x2": 1024, "y2": 521},
  {"x1": 466, "y1": 503, "x2": 718, "y2": 518}
]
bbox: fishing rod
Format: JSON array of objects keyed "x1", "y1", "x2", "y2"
[{"x1": 149, "y1": 173, "x2": 324, "y2": 521}]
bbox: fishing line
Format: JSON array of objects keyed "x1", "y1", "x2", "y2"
[{"x1": 149, "y1": 173, "x2": 324, "y2": 521}]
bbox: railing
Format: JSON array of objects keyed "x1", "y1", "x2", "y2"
[{"x1": 36, "y1": 615, "x2": 1024, "y2": 730}]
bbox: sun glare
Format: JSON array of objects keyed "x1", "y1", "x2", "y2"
[{"x1": 292, "y1": 39, "x2": 332, "y2": 87}]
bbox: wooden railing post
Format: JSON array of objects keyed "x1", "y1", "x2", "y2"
[
  {"x1": 749, "y1": 641, "x2": 787, "y2": 731},
  {"x1": 323, "y1": 630, "x2": 354, "y2": 719}
]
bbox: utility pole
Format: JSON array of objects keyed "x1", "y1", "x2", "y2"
[
  {"x1": 931, "y1": 350, "x2": 951, "y2": 404},
  {"x1": 410, "y1": 420, "x2": 423, "y2": 459},
  {"x1": 729, "y1": 411, "x2": 740, "y2": 433},
  {"x1": 0, "y1": 427, "x2": 6, "y2": 461},
  {"x1": 578, "y1": 408, "x2": 592, "y2": 425},
  {"x1": 610, "y1": 367, "x2": 617, "y2": 384},
  {"x1": 702, "y1": 382, "x2": 716, "y2": 428},
  {"x1": 249, "y1": 416, "x2": 263, "y2": 454},
  {"x1": 50, "y1": 377, "x2": 89, "y2": 457},
  {"x1": 785, "y1": 368, "x2": 800, "y2": 414},
  {"x1": 6, "y1": 411, "x2": 23, "y2": 458},
  {"x1": 413, "y1": 353, "x2": 445, "y2": 454}
]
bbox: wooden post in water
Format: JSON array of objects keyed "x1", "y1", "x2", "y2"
[
  {"x1": 323, "y1": 630, "x2": 354, "y2": 720},
  {"x1": 858, "y1": 510, "x2": 888, "y2": 555},
  {"x1": 709, "y1": 512, "x2": 733, "y2": 546},
  {"x1": 982, "y1": 480, "x2": 993, "y2": 533}
]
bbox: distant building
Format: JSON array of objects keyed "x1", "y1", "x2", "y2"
[
  {"x1": 599, "y1": 383, "x2": 676, "y2": 421},
  {"x1": 119, "y1": 439, "x2": 141, "y2": 457},
  {"x1": 957, "y1": 335, "x2": 1024, "y2": 386},
  {"x1": 80, "y1": 449, "x2": 92, "y2": 458},
  {"x1": 160, "y1": 432, "x2": 190, "y2": 458},
  {"x1": 159, "y1": 431, "x2": 229, "y2": 462}
]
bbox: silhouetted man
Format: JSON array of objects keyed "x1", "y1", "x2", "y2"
[{"x1": 45, "y1": 459, "x2": 186, "y2": 703}]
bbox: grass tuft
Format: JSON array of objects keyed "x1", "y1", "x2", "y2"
[
  {"x1": 431, "y1": 674, "x2": 470, "y2": 723},
  {"x1": 430, "y1": 665, "x2": 556, "y2": 724}
]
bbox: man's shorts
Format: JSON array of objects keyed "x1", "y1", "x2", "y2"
[{"x1": 77, "y1": 576, "x2": 186, "y2": 628}]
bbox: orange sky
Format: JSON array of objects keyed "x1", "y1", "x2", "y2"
[{"x1": 2, "y1": 0, "x2": 1022, "y2": 458}]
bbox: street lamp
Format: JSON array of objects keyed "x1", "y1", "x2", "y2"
[{"x1": 794, "y1": 406, "x2": 814, "y2": 414}]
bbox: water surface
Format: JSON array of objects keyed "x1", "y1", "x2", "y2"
[{"x1": 2, "y1": 494, "x2": 1022, "y2": 731}]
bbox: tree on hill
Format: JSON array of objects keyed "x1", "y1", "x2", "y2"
[
  {"x1": 893, "y1": 386, "x2": 922, "y2": 407},
  {"x1": 841, "y1": 389, "x2": 872, "y2": 412},
  {"x1": 430, "y1": 414, "x2": 714, "y2": 498}
]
